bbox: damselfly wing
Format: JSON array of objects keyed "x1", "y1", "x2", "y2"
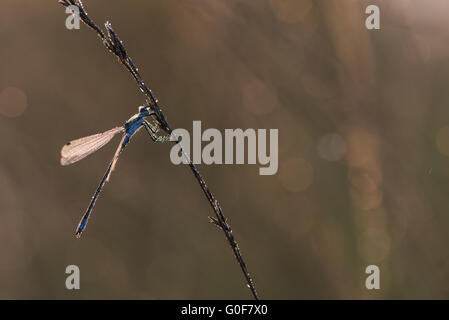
[{"x1": 60, "y1": 126, "x2": 125, "y2": 166}]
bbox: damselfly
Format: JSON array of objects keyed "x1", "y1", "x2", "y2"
[
  {"x1": 58, "y1": 0, "x2": 258, "y2": 299},
  {"x1": 60, "y1": 105, "x2": 170, "y2": 238}
]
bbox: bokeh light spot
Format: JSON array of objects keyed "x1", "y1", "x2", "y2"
[
  {"x1": 348, "y1": 168, "x2": 382, "y2": 194},
  {"x1": 300, "y1": 72, "x2": 337, "y2": 100},
  {"x1": 278, "y1": 157, "x2": 314, "y2": 192},
  {"x1": 350, "y1": 186, "x2": 383, "y2": 211},
  {"x1": 345, "y1": 128, "x2": 380, "y2": 168},
  {"x1": 0, "y1": 87, "x2": 28, "y2": 118},
  {"x1": 317, "y1": 133, "x2": 346, "y2": 161},
  {"x1": 242, "y1": 78, "x2": 278, "y2": 116}
]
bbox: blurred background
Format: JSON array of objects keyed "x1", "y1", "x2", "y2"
[{"x1": 1, "y1": 0, "x2": 449, "y2": 299}]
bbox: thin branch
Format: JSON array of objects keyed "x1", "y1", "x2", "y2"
[{"x1": 58, "y1": 0, "x2": 259, "y2": 300}]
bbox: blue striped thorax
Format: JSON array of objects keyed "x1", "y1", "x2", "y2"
[{"x1": 124, "y1": 106, "x2": 152, "y2": 135}]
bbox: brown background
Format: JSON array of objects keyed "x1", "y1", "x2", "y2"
[{"x1": 0, "y1": 0, "x2": 448, "y2": 299}]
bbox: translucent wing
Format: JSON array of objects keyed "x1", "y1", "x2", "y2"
[{"x1": 60, "y1": 126, "x2": 125, "y2": 166}]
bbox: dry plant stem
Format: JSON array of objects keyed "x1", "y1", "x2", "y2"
[{"x1": 58, "y1": 0, "x2": 259, "y2": 300}]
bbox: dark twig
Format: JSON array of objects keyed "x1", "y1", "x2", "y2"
[{"x1": 58, "y1": 0, "x2": 259, "y2": 300}]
